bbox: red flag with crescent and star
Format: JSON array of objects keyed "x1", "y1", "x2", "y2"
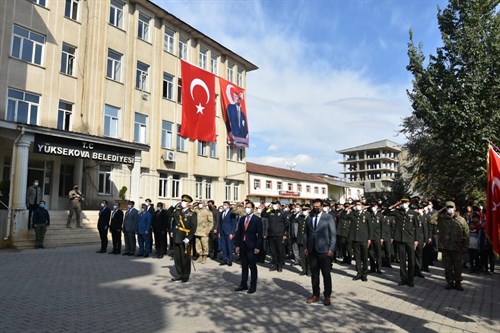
[
  {"x1": 219, "y1": 77, "x2": 249, "y2": 147},
  {"x1": 487, "y1": 145, "x2": 500, "y2": 257},
  {"x1": 179, "y1": 60, "x2": 216, "y2": 142}
]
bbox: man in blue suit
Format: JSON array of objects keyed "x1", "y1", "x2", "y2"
[
  {"x1": 225, "y1": 92, "x2": 248, "y2": 143},
  {"x1": 136, "y1": 203, "x2": 152, "y2": 257},
  {"x1": 234, "y1": 201, "x2": 263, "y2": 294},
  {"x1": 123, "y1": 201, "x2": 139, "y2": 256},
  {"x1": 304, "y1": 198, "x2": 337, "y2": 306},
  {"x1": 219, "y1": 201, "x2": 237, "y2": 266}
]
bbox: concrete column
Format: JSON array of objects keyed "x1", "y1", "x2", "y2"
[
  {"x1": 130, "y1": 152, "x2": 142, "y2": 204},
  {"x1": 74, "y1": 158, "x2": 83, "y2": 187}
]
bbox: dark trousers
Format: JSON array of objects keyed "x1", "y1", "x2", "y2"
[
  {"x1": 153, "y1": 230, "x2": 167, "y2": 256},
  {"x1": 338, "y1": 236, "x2": 352, "y2": 263},
  {"x1": 137, "y1": 233, "x2": 151, "y2": 255},
  {"x1": 258, "y1": 238, "x2": 268, "y2": 263},
  {"x1": 309, "y1": 249, "x2": 332, "y2": 297},
  {"x1": 28, "y1": 204, "x2": 38, "y2": 227},
  {"x1": 298, "y1": 244, "x2": 310, "y2": 274},
  {"x1": 268, "y1": 236, "x2": 285, "y2": 268},
  {"x1": 442, "y1": 249, "x2": 463, "y2": 283},
  {"x1": 124, "y1": 231, "x2": 136, "y2": 254},
  {"x1": 414, "y1": 242, "x2": 423, "y2": 274},
  {"x1": 369, "y1": 240, "x2": 382, "y2": 272},
  {"x1": 174, "y1": 243, "x2": 191, "y2": 281},
  {"x1": 98, "y1": 228, "x2": 108, "y2": 252},
  {"x1": 34, "y1": 224, "x2": 46, "y2": 246},
  {"x1": 353, "y1": 241, "x2": 369, "y2": 278},
  {"x1": 423, "y1": 242, "x2": 435, "y2": 269},
  {"x1": 240, "y1": 242, "x2": 258, "y2": 289},
  {"x1": 209, "y1": 231, "x2": 219, "y2": 258},
  {"x1": 111, "y1": 229, "x2": 121, "y2": 253},
  {"x1": 381, "y1": 239, "x2": 392, "y2": 266},
  {"x1": 219, "y1": 234, "x2": 234, "y2": 263},
  {"x1": 468, "y1": 249, "x2": 481, "y2": 272},
  {"x1": 397, "y1": 242, "x2": 415, "y2": 284},
  {"x1": 481, "y1": 248, "x2": 495, "y2": 272}
]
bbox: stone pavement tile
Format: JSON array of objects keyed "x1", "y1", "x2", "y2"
[{"x1": 0, "y1": 246, "x2": 499, "y2": 333}]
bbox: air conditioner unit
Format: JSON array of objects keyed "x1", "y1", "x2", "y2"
[
  {"x1": 142, "y1": 94, "x2": 149, "y2": 101},
  {"x1": 163, "y1": 151, "x2": 176, "y2": 162}
]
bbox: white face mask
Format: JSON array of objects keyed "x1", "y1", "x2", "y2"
[
  {"x1": 140, "y1": 208, "x2": 145, "y2": 213},
  {"x1": 113, "y1": 205, "x2": 118, "y2": 210},
  {"x1": 294, "y1": 207, "x2": 300, "y2": 213},
  {"x1": 101, "y1": 203, "x2": 105, "y2": 207},
  {"x1": 302, "y1": 211, "x2": 309, "y2": 216},
  {"x1": 219, "y1": 208, "x2": 224, "y2": 213},
  {"x1": 401, "y1": 203, "x2": 409, "y2": 210},
  {"x1": 181, "y1": 201, "x2": 188, "y2": 209},
  {"x1": 156, "y1": 207, "x2": 161, "y2": 211},
  {"x1": 127, "y1": 204, "x2": 132, "y2": 209},
  {"x1": 355, "y1": 205, "x2": 362, "y2": 211},
  {"x1": 245, "y1": 207, "x2": 253, "y2": 215},
  {"x1": 447, "y1": 208, "x2": 455, "y2": 215},
  {"x1": 322, "y1": 207, "x2": 329, "y2": 212},
  {"x1": 284, "y1": 207, "x2": 290, "y2": 212},
  {"x1": 272, "y1": 204, "x2": 279, "y2": 210},
  {"x1": 257, "y1": 208, "x2": 262, "y2": 214},
  {"x1": 198, "y1": 204, "x2": 203, "y2": 209},
  {"x1": 223, "y1": 205, "x2": 229, "y2": 211},
  {"x1": 34, "y1": 182, "x2": 39, "y2": 186},
  {"x1": 371, "y1": 207, "x2": 377, "y2": 213}
]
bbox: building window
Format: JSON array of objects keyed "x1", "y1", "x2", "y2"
[
  {"x1": 57, "y1": 101, "x2": 72, "y2": 131},
  {"x1": 176, "y1": 125, "x2": 187, "y2": 152},
  {"x1": 134, "y1": 113, "x2": 147, "y2": 143},
  {"x1": 277, "y1": 182, "x2": 282, "y2": 191},
  {"x1": 159, "y1": 173, "x2": 168, "y2": 198},
  {"x1": 227, "y1": 63, "x2": 233, "y2": 82},
  {"x1": 65, "y1": 0, "x2": 79, "y2": 20},
  {"x1": 161, "y1": 120, "x2": 173, "y2": 149},
  {"x1": 199, "y1": 47, "x2": 207, "y2": 69},
  {"x1": 209, "y1": 139, "x2": 217, "y2": 158},
  {"x1": 225, "y1": 181, "x2": 232, "y2": 201},
  {"x1": 60, "y1": 43, "x2": 76, "y2": 75},
  {"x1": 136, "y1": 61, "x2": 149, "y2": 91},
  {"x1": 237, "y1": 147, "x2": 245, "y2": 161},
  {"x1": 237, "y1": 70, "x2": 243, "y2": 87},
  {"x1": 205, "y1": 178, "x2": 212, "y2": 199},
  {"x1": 138, "y1": 13, "x2": 150, "y2": 41},
  {"x1": 211, "y1": 54, "x2": 218, "y2": 75},
  {"x1": 306, "y1": 185, "x2": 311, "y2": 193},
  {"x1": 297, "y1": 184, "x2": 302, "y2": 192},
  {"x1": 226, "y1": 144, "x2": 234, "y2": 160},
  {"x1": 6, "y1": 88, "x2": 39, "y2": 125},
  {"x1": 314, "y1": 187, "x2": 319, "y2": 194},
  {"x1": 288, "y1": 183, "x2": 293, "y2": 191},
  {"x1": 178, "y1": 35, "x2": 188, "y2": 60},
  {"x1": 162, "y1": 73, "x2": 174, "y2": 100},
  {"x1": 109, "y1": 0, "x2": 124, "y2": 29},
  {"x1": 266, "y1": 180, "x2": 272, "y2": 189},
  {"x1": 106, "y1": 49, "x2": 122, "y2": 81},
  {"x1": 198, "y1": 141, "x2": 208, "y2": 156},
  {"x1": 11, "y1": 25, "x2": 45, "y2": 65},
  {"x1": 164, "y1": 27, "x2": 175, "y2": 53},
  {"x1": 322, "y1": 187, "x2": 327, "y2": 195},
  {"x1": 104, "y1": 104, "x2": 119, "y2": 138},
  {"x1": 32, "y1": 0, "x2": 47, "y2": 7},
  {"x1": 177, "y1": 78, "x2": 182, "y2": 103},
  {"x1": 195, "y1": 177, "x2": 203, "y2": 200},
  {"x1": 171, "y1": 174, "x2": 180, "y2": 198},
  {"x1": 253, "y1": 179, "x2": 260, "y2": 189},
  {"x1": 234, "y1": 184, "x2": 240, "y2": 201},
  {"x1": 98, "y1": 165, "x2": 112, "y2": 195}
]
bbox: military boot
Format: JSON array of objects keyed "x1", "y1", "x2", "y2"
[{"x1": 201, "y1": 255, "x2": 207, "y2": 264}]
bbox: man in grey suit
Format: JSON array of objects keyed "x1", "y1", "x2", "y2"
[
  {"x1": 26, "y1": 180, "x2": 42, "y2": 229},
  {"x1": 304, "y1": 198, "x2": 336, "y2": 306},
  {"x1": 122, "y1": 200, "x2": 138, "y2": 256}
]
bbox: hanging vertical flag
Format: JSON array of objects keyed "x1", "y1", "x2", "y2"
[
  {"x1": 219, "y1": 77, "x2": 249, "y2": 147},
  {"x1": 487, "y1": 144, "x2": 500, "y2": 257},
  {"x1": 179, "y1": 60, "x2": 216, "y2": 142}
]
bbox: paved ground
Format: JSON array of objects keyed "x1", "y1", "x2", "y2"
[{"x1": 0, "y1": 245, "x2": 499, "y2": 333}]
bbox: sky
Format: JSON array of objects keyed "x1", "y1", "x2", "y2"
[{"x1": 157, "y1": 0, "x2": 449, "y2": 176}]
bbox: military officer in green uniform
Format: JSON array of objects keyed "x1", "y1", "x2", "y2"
[
  {"x1": 169, "y1": 194, "x2": 197, "y2": 283},
  {"x1": 368, "y1": 202, "x2": 383, "y2": 274},
  {"x1": 337, "y1": 203, "x2": 352, "y2": 265},
  {"x1": 348, "y1": 200, "x2": 372, "y2": 281},
  {"x1": 431, "y1": 201, "x2": 469, "y2": 291},
  {"x1": 381, "y1": 208, "x2": 394, "y2": 268}
]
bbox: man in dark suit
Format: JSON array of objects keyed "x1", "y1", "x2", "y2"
[
  {"x1": 97, "y1": 200, "x2": 111, "y2": 253},
  {"x1": 169, "y1": 194, "x2": 197, "y2": 283},
  {"x1": 225, "y1": 92, "x2": 248, "y2": 142},
  {"x1": 304, "y1": 198, "x2": 336, "y2": 306},
  {"x1": 234, "y1": 201, "x2": 263, "y2": 294},
  {"x1": 123, "y1": 201, "x2": 139, "y2": 256},
  {"x1": 152, "y1": 202, "x2": 169, "y2": 259},
  {"x1": 219, "y1": 201, "x2": 237, "y2": 266},
  {"x1": 109, "y1": 202, "x2": 124, "y2": 254},
  {"x1": 136, "y1": 203, "x2": 152, "y2": 257},
  {"x1": 348, "y1": 201, "x2": 372, "y2": 281}
]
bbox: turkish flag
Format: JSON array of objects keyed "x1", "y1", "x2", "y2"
[
  {"x1": 487, "y1": 145, "x2": 500, "y2": 257},
  {"x1": 219, "y1": 77, "x2": 249, "y2": 147},
  {"x1": 179, "y1": 61, "x2": 216, "y2": 142}
]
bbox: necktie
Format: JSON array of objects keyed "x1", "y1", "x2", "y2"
[
  {"x1": 313, "y1": 216, "x2": 318, "y2": 229},
  {"x1": 244, "y1": 215, "x2": 250, "y2": 241}
]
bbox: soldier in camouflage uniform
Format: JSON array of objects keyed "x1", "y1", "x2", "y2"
[
  {"x1": 432, "y1": 201, "x2": 469, "y2": 291},
  {"x1": 193, "y1": 201, "x2": 213, "y2": 264},
  {"x1": 67, "y1": 184, "x2": 84, "y2": 228}
]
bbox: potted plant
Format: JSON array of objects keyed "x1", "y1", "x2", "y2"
[{"x1": 116, "y1": 186, "x2": 128, "y2": 210}]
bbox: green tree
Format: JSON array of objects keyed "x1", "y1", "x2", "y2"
[{"x1": 402, "y1": 0, "x2": 500, "y2": 204}]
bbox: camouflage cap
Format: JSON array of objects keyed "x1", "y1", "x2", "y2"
[{"x1": 445, "y1": 201, "x2": 455, "y2": 208}]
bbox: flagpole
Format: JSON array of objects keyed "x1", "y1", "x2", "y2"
[{"x1": 488, "y1": 141, "x2": 500, "y2": 153}]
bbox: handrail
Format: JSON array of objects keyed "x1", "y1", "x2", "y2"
[{"x1": 0, "y1": 199, "x2": 7, "y2": 209}]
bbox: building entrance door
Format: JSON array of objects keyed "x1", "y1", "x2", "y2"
[{"x1": 28, "y1": 161, "x2": 53, "y2": 209}]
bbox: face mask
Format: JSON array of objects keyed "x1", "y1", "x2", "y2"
[
  {"x1": 140, "y1": 208, "x2": 145, "y2": 213},
  {"x1": 322, "y1": 207, "x2": 329, "y2": 212},
  {"x1": 245, "y1": 207, "x2": 253, "y2": 215},
  {"x1": 181, "y1": 201, "x2": 188, "y2": 209},
  {"x1": 294, "y1": 208, "x2": 300, "y2": 213},
  {"x1": 348, "y1": 201, "x2": 353, "y2": 204},
  {"x1": 34, "y1": 182, "x2": 39, "y2": 186},
  {"x1": 113, "y1": 205, "x2": 118, "y2": 210},
  {"x1": 401, "y1": 203, "x2": 409, "y2": 210},
  {"x1": 156, "y1": 207, "x2": 161, "y2": 211},
  {"x1": 101, "y1": 203, "x2": 105, "y2": 207},
  {"x1": 127, "y1": 204, "x2": 132, "y2": 209},
  {"x1": 447, "y1": 208, "x2": 455, "y2": 215},
  {"x1": 302, "y1": 211, "x2": 309, "y2": 216},
  {"x1": 355, "y1": 205, "x2": 362, "y2": 211},
  {"x1": 223, "y1": 205, "x2": 229, "y2": 211},
  {"x1": 39, "y1": 204, "x2": 45, "y2": 209},
  {"x1": 479, "y1": 206, "x2": 483, "y2": 210},
  {"x1": 283, "y1": 207, "x2": 290, "y2": 212},
  {"x1": 219, "y1": 208, "x2": 223, "y2": 213},
  {"x1": 257, "y1": 208, "x2": 262, "y2": 214},
  {"x1": 371, "y1": 207, "x2": 377, "y2": 213},
  {"x1": 198, "y1": 204, "x2": 203, "y2": 209},
  {"x1": 312, "y1": 207, "x2": 320, "y2": 215},
  {"x1": 273, "y1": 204, "x2": 279, "y2": 210}
]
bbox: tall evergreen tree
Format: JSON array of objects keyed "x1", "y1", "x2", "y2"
[{"x1": 402, "y1": 0, "x2": 500, "y2": 203}]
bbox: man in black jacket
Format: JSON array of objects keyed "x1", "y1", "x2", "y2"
[
  {"x1": 152, "y1": 202, "x2": 169, "y2": 258},
  {"x1": 97, "y1": 200, "x2": 111, "y2": 253},
  {"x1": 109, "y1": 202, "x2": 124, "y2": 254},
  {"x1": 33, "y1": 200, "x2": 50, "y2": 249},
  {"x1": 262, "y1": 201, "x2": 289, "y2": 272}
]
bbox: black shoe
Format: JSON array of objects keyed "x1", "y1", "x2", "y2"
[
  {"x1": 415, "y1": 273, "x2": 425, "y2": 278},
  {"x1": 454, "y1": 282, "x2": 464, "y2": 291},
  {"x1": 35, "y1": 245, "x2": 39, "y2": 249},
  {"x1": 247, "y1": 288, "x2": 256, "y2": 294},
  {"x1": 445, "y1": 282, "x2": 454, "y2": 290},
  {"x1": 269, "y1": 266, "x2": 277, "y2": 271},
  {"x1": 219, "y1": 262, "x2": 228, "y2": 266},
  {"x1": 277, "y1": 267, "x2": 283, "y2": 272},
  {"x1": 352, "y1": 275, "x2": 362, "y2": 281},
  {"x1": 181, "y1": 280, "x2": 189, "y2": 284},
  {"x1": 143, "y1": 254, "x2": 149, "y2": 258},
  {"x1": 361, "y1": 276, "x2": 368, "y2": 282},
  {"x1": 369, "y1": 268, "x2": 376, "y2": 273},
  {"x1": 39, "y1": 245, "x2": 45, "y2": 249},
  {"x1": 407, "y1": 282, "x2": 415, "y2": 287},
  {"x1": 387, "y1": 264, "x2": 393, "y2": 269},
  {"x1": 228, "y1": 262, "x2": 233, "y2": 266},
  {"x1": 127, "y1": 253, "x2": 134, "y2": 256},
  {"x1": 108, "y1": 251, "x2": 114, "y2": 254},
  {"x1": 235, "y1": 286, "x2": 248, "y2": 292},
  {"x1": 96, "y1": 250, "x2": 105, "y2": 253},
  {"x1": 171, "y1": 277, "x2": 182, "y2": 282},
  {"x1": 398, "y1": 281, "x2": 407, "y2": 286}
]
